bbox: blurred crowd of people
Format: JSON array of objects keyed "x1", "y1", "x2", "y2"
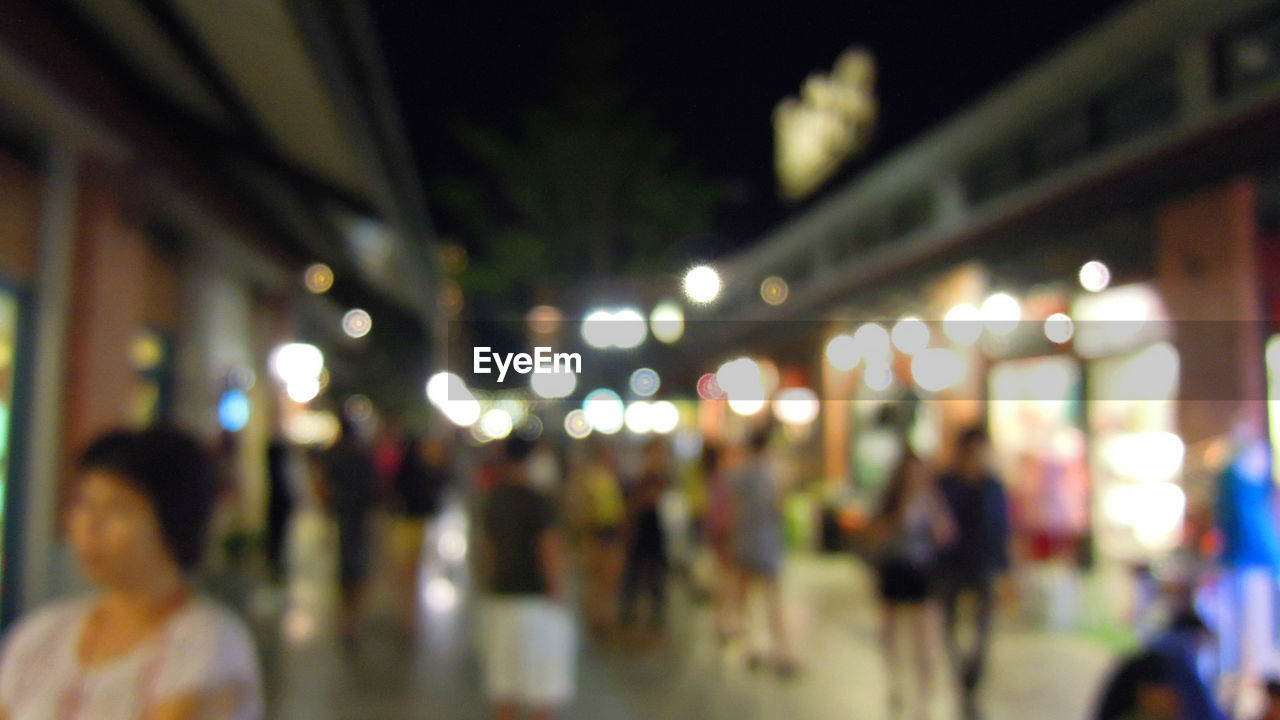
[{"x1": 2, "y1": 414, "x2": 1279, "y2": 720}]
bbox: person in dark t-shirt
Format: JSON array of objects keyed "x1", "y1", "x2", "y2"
[
  {"x1": 620, "y1": 437, "x2": 670, "y2": 633},
  {"x1": 323, "y1": 419, "x2": 375, "y2": 645},
  {"x1": 479, "y1": 437, "x2": 573, "y2": 719},
  {"x1": 937, "y1": 426, "x2": 1009, "y2": 720}
]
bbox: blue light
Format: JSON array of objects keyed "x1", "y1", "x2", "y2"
[{"x1": 218, "y1": 389, "x2": 251, "y2": 432}]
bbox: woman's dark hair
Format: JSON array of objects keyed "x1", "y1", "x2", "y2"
[
  {"x1": 956, "y1": 426, "x2": 989, "y2": 454},
  {"x1": 699, "y1": 442, "x2": 721, "y2": 473},
  {"x1": 77, "y1": 427, "x2": 219, "y2": 572},
  {"x1": 876, "y1": 447, "x2": 921, "y2": 520},
  {"x1": 503, "y1": 436, "x2": 537, "y2": 464}
]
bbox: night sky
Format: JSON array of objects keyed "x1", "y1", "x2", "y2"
[{"x1": 371, "y1": 0, "x2": 1127, "y2": 259}]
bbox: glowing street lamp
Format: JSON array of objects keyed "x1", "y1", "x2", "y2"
[{"x1": 683, "y1": 265, "x2": 721, "y2": 304}]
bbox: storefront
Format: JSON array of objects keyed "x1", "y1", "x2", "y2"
[{"x1": 1073, "y1": 283, "x2": 1183, "y2": 563}]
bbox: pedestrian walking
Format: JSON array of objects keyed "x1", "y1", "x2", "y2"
[
  {"x1": 936, "y1": 427, "x2": 1010, "y2": 720},
  {"x1": 479, "y1": 437, "x2": 574, "y2": 720},
  {"x1": 731, "y1": 430, "x2": 797, "y2": 675},
  {"x1": 866, "y1": 443, "x2": 954, "y2": 719}
]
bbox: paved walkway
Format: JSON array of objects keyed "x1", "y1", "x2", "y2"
[{"x1": 254, "y1": 505, "x2": 1117, "y2": 720}]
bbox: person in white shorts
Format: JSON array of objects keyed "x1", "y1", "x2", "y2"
[
  {"x1": 478, "y1": 437, "x2": 574, "y2": 720},
  {"x1": 0, "y1": 427, "x2": 262, "y2": 720}
]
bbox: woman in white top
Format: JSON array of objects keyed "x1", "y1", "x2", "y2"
[{"x1": 0, "y1": 427, "x2": 262, "y2": 720}]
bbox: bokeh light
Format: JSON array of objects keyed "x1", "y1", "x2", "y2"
[
  {"x1": 773, "y1": 387, "x2": 819, "y2": 425},
  {"x1": 304, "y1": 263, "x2": 333, "y2": 294},
  {"x1": 716, "y1": 357, "x2": 765, "y2": 401},
  {"x1": 864, "y1": 361, "x2": 894, "y2": 392},
  {"x1": 426, "y1": 372, "x2": 464, "y2": 406},
  {"x1": 286, "y1": 376, "x2": 321, "y2": 403},
  {"x1": 890, "y1": 317, "x2": 930, "y2": 355},
  {"x1": 516, "y1": 414, "x2": 544, "y2": 441},
  {"x1": 683, "y1": 265, "x2": 721, "y2": 304},
  {"x1": 981, "y1": 293, "x2": 1021, "y2": 336},
  {"x1": 1079, "y1": 260, "x2": 1111, "y2": 293},
  {"x1": 342, "y1": 308, "x2": 372, "y2": 338},
  {"x1": 624, "y1": 401, "x2": 654, "y2": 434},
  {"x1": 564, "y1": 409, "x2": 592, "y2": 439},
  {"x1": 826, "y1": 334, "x2": 859, "y2": 370},
  {"x1": 760, "y1": 276, "x2": 789, "y2": 305},
  {"x1": 1044, "y1": 312, "x2": 1075, "y2": 344},
  {"x1": 343, "y1": 394, "x2": 374, "y2": 423},
  {"x1": 650, "y1": 301, "x2": 685, "y2": 343},
  {"x1": 423, "y1": 576, "x2": 459, "y2": 614},
  {"x1": 911, "y1": 348, "x2": 966, "y2": 392},
  {"x1": 583, "y1": 389, "x2": 624, "y2": 434},
  {"x1": 426, "y1": 372, "x2": 481, "y2": 426},
  {"x1": 582, "y1": 308, "x2": 647, "y2": 349},
  {"x1": 727, "y1": 397, "x2": 766, "y2": 416},
  {"x1": 651, "y1": 401, "x2": 680, "y2": 434},
  {"x1": 943, "y1": 303, "x2": 982, "y2": 345},
  {"x1": 696, "y1": 372, "x2": 726, "y2": 400},
  {"x1": 612, "y1": 308, "x2": 647, "y2": 349},
  {"x1": 531, "y1": 368, "x2": 577, "y2": 399},
  {"x1": 526, "y1": 305, "x2": 563, "y2": 335},
  {"x1": 629, "y1": 368, "x2": 660, "y2": 397},
  {"x1": 853, "y1": 322, "x2": 891, "y2": 362},
  {"x1": 218, "y1": 389, "x2": 251, "y2": 432},
  {"x1": 480, "y1": 408, "x2": 514, "y2": 440},
  {"x1": 270, "y1": 343, "x2": 324, "y2": 384}
]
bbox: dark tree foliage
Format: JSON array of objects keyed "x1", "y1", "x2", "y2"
[{"x1": 434, "y1": 15, "x2": 723, "y2": 314}]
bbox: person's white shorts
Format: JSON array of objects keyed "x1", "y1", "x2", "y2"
[{"x1": 480, "y1": 597, "x2": 577, "y2": 707}]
